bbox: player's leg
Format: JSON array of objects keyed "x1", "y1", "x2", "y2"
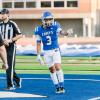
[
  {"x1": 55, "y1": 64, "x2": 65, "y2": 93},
  {"x1": 44, "y1": 52, "x2": 60, "y2": 93},
  {"x1": 13, "y1": 71, "x2": 22, "y2": 88},
  {"x1": 53, "y1": 49, "x2": 65, "y2": 93},
  {"x1": 5, "y1": 44, "x2": 20, "y2": 90},
  {"x1": 49, "y1": 66, "x2": 60, "y2": 93},
  {"x1": 6, "y1": 45, "x2": 15, "y2": 90},
  {"x1": 13, "y1": 47, "x2": 21, "y2": 88}
]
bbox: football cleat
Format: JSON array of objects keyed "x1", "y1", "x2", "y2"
[
  {"x1": 59, "y1": 87, "x2": 65, "y2": 93},
  {"x1": 55, "y1": 87, "x2": 61, "y2": 94}
]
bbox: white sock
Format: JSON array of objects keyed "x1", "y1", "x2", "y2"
[
  {"x1": 56, "y1": 69, "x2": 64, "y2": 83},
  {"x1": 50, "y1": 72, "x2": 59, "y2": 85}
]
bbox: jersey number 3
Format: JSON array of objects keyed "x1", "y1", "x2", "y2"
[{"x1": 46, "y1": 36, "x2": 51, "y2": 45}]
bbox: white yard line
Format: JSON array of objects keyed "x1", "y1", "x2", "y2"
[
  {"x1": 88, "y1": 97, "x2": 100, "y2": 100},
  {"x1": 1, "y1": 77, "x2": 100, "y2": 82},
  {"x1": 0, "y1": 91, "x2": 47, "y2": 98}
]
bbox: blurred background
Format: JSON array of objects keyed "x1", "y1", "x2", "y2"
[
  {"x1": 0, "y1": 0, "x2": 100, "y2": 74},
  {"x1": 0, "y1": 0, "x2": 100, "y2": 37}
]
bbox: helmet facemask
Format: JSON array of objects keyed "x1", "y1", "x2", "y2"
[{"x1": 43, "y1": 18, "x2": 54, "y2": 27}]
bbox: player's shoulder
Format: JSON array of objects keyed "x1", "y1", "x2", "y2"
[
  {"x1": 34, "y1": 26, "x2": 41, "y2": 32},
  {"x1": 34, "y1": 25, "x2": 42, "y2": 35},
  {"x1": 52, "y1": 21, "x2": 60, "y2": 27}
]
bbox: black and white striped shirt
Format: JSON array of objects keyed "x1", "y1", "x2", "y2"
[{"x1": 0, "y1": 20, "x2": 21, "y2": 40}]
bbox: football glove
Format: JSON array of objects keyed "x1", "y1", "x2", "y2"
[
  {"x1": 67, "y1": 28, "x2": 73, "y2": 36},
  {"x1": 37, "y1": 54, "x2": 44, "y2": 65}
]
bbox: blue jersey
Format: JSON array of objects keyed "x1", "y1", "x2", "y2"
[{"x1": 34, "y1": 21, "x2": 62, "y2": 50}]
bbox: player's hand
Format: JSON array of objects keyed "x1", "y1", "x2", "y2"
[
  {"x1": 3, "y1": 39, "x2": 12, "y2": 46},
  {"x1": 2, "y1": 63, "x2": 8, "y2": 70},
  {"x1": 37, "y1": 54, "x2": 44, "y2": 65},
  {"x1": 67, "y1": 28, "x2": 73, "y2": 36},
  {"x1": 7, "y1": 39, "x2": 13, "y2": 43}
]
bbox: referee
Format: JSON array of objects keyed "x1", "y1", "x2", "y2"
[{"x1": 0, "y1": 8, "x2": 22, "y2": 90}]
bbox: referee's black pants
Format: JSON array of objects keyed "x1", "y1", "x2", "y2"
[{"x1": 5, "y1": 43, "x2": 20, "y2": 87}]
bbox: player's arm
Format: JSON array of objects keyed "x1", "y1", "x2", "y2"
[
  {"x1": 12, "y1": 34, "x2": 22, "y2": 42},
  {"x1": 36, "y1": 35, "x2": 44, "y2": 65},
  {"x1": 3, "y1": 34, "x2": 22, "y2": 46},
  {"x1": 12, "y1": 22, "x2": 22, "y2": 42},
  {"x1": 0, "y1": 45, "x2": 8, "y2": 70},
  {"x1": 37, "y1": 42, "x2": 41, "y2": 55},
  {"x1": 11, "y1": 24, "x2": 22, "y2": 41},
  {"x1": 56, "y1": 22, "x2": 73, "y2": 36},
  {"x1": 59, "y1": 30, "x2": 68, "y2": 36},
  {"x1": 59, "y1": 28, "x2": 73, "y2": 37},
  {"x1": 36, "y1": 35, "x2": 42, "y2": 55}
]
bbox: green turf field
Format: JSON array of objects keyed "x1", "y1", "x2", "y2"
[{"x1": 1, "y1": 56, "x2": 100, "y2": 74}]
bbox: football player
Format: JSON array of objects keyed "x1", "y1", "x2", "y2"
[{"x1": 34, "y1": 11, "x2": 73, "y2": 93}]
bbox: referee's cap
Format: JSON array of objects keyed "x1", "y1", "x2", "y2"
[{"x1": 0, "y1": 8, "x2": 9, "y2": 14}]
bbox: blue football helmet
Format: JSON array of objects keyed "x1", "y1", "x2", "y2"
[{"x1": 41, "y1": 11, "x2": 54, "y2": 27}]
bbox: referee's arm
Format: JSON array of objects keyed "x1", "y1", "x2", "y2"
[
  {"x1": 12, "y1": 34, "x2": 22, "y2": 42},
  {"x1": 12, "y1": 22, "x2": 22, "y2": 42}
]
